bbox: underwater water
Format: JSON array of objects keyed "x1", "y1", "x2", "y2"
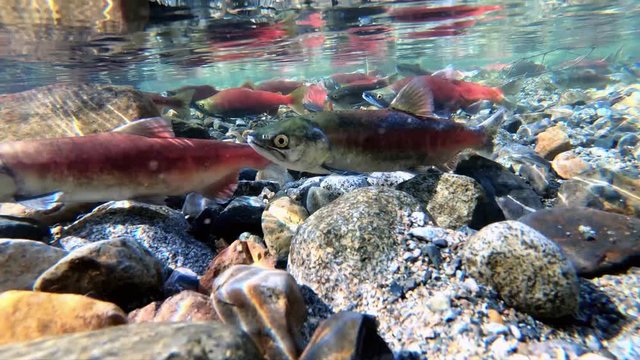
[{"x1": 0, "y1": 0, "x2": 639, "y2": 359}]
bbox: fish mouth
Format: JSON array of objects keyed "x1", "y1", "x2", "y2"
[
  {"x1": 247, "y1": 136, "x2": 287, "y2": 162},
  {"x1": 362, "y1": 92, "x2": 388, "y2": 108}
]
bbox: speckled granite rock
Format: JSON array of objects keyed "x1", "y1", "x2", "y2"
[
  {"x1": 0, "y1": 291, "x2": 126, "y2": 345},
  {"x1": 212, "y1": 265, "x2": 305, "y2": 360},
  {"x1": 289, "y1": 187, "x2": 425, "y2": 307},
  {"x1": 397, "y1": 169, "x2": 485, "y2": 229},
  {"x1": 0, "y1": 322, "x2": 263, "y2": 359},
  {"x1": 463, "y1": 221, "x2": 579, "y2": 318},
  {"x1": 34, "y1": 237, "x2": 164, "y2": 311},
  {"x1": 0, "y1": 239, "x2": 66, "y2": 291},
  {"x1": 262, "y1": 196, "x2": 308, "y2": 261},
  {"x1": 61, "y1": 201, "x2": 214, "y2": 274},
  {"x1": 519, "y1": 207, "x2": 640, "y2": 277}
]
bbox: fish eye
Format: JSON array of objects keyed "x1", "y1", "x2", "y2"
[
  {"x1": 376, "y1": 94, "x2": 383, "y2": 100},
  {"x1": 273, "y1": 134, "x2": 289, "y2": 148}
]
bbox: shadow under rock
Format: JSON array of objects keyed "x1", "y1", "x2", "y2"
[{"x1": 300, "y1": 285, "x2": 335, "y2": 345}]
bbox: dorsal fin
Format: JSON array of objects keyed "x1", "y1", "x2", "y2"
[
  {"x1": 390, "y1": 78, "x2": 434, "y2": 118},
  {"x1": 241, "y1": 80, "x2": 255, "y2": 89},
  {"x1": 112, "y1": 117, "x2": 175, "y2": 138}
]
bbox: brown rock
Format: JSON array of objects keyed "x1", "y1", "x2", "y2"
[
  {"x1": 300, "y1": 312, "x2": 392, "y2": 360},
  {"x1": 34, "y1": 237, "x2": 165, "y2": 311},
  {"x1": 535, "y1": 125, "x2": 572, "y2": 160},
  {"x1": 128, "y1": 290, "x2": 217, "y2": 323},
  {"x1": 0, "y1": 239, "x2": 67, "y2": 291},
  {"x1": 0, "y1": 202, "x2": 100, "y2": 226},
  {"x1": 0, "y1": 290, "x2": 126, "y2": 345},
  {"x1": 519, "y1": 207, "x2": 640, "y2": 277},
  {"x1": 0, "y1": 83, "x2": 160, "y2": 141},
  {"x1": 262, "y1": 196, "x2": 309, "y2": 261},
  {"x1": 551, "y1": 150, "x2": 591, "y2": 179},
  {"x1": 487, "y1": 309, "x2": 504, "y2": 324},
  {"x1": 212, "y1": 265, "x2": 306, "y2": 360}
]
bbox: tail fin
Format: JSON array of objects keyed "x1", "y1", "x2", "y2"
[
  {"x1": 604, "y1": 46, "x2": 624, "y2": 64},
  {"x1": 476, "y1": 107, "x2": 507, "y2": 156},
  {"x1": 287, "y1": 86, "x2": 308, "y2": 114}
]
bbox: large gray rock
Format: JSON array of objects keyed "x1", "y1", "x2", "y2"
[
  {"x1": 289, "y1": 186, "x2": 425, "y2": 308},
  {"x1": 61, "y1": 201, "x2": 214, "y2": 274},
  {"x1": 34, "y1": 237, "x2": 165, "y2": 311},
  {"x1": 0, "y1": 322, "x2": 263, "y2": 360},
  {"x1": 462, "y1": 221, "x2": 580, "y2": 318},
  {"x1": 0, "y1": 239, "x2": 66, "y2": 291}
]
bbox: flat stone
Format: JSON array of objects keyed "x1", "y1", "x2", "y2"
[
  {"x1": 0, "y1": 239, "x2": 67, "y2": 291},
  {"x1": 320, "y1": 175, "x2": 370, "y2": 198},
  {"x1": 519, "y1": 207, "x2": 640, "y2": 277},
  {"x1": 34, "y1": 237, "x2": 165, "y2": 311},
  {"x1": 0, "y1": 215, "x2": 50, "y2": 242},
  {"x1": 535, "y1": 124, "x2": 572, "y2": 160},
  {"x1": 463, "y1": 221, "x2": 579, "y2": 319},
  {"x1": 212, "y1": 265, "x2": 306, "y2": 360},
  {"x1": 0, "y1": 290, "x2": 126, "y2": 345},
  {"x1": 61, "y1": 201, "x2": 214, "y2": 274},
  {"x1": 0, "y1": 322, "x2": 263, "y2": 359},
  {"x1": 262, "y1": 197, "x2": 308, "y2": 261},
  {"x1": 128, "y1": 290, "x2": 217, "y2": 323},
  {"x1": 552, "y1": 150, "x2": 592, "y2": 179},
  {"x1": 300, "y1": 312, "x2": 393, "y2": 360}
]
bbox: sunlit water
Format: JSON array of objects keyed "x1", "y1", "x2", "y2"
[{"x1": 0, "y1": 0, "x2": 638, "y2": 94}]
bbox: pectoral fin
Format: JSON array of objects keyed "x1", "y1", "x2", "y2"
[
  {"x1": 16, "y1": 192, "x2": 64, "y2": 211},
  {"x1": 200, "y1": 171, "x2": 240, "y2": 204}
]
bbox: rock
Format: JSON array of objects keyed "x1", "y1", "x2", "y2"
[
  {"x1": 212, "y1": 265, "x2": 306, "y2": 360},
  {"x1": 558, "y1": 90, "x2": 590, "y2": 106},
  {"x1": 552, "y1": 150, "x2": 592, "y2": 179},
  {"x1": 320, "y1": 175, "x2": 369, "y2": 198},
  {"x1": 199, "y1": 239, "x2": 274, "y2": 293},
  {"x1": 519, "y1": 207, "x2": 640, "y2": 277},
  {"x1": 170, "y1": 118, "x2": 211, "y2": 139},
  {"x1": 57, "y1": 236, "x2": 92, "y2": 252},
  {"x1": 397, "y1": 169, "x2": 485, "y2": 229},
  {"x1": 128, "y1": 290, "x2": 217, "y2": 323},
  {"x1": 463, "y1": 221, "x2": 579, "y2": 318},
  {"x1": 256, "y1": 164, "x2": 294, "y2": 187},
  {"x1": 305, "y1": 186, "x2": 336, "y2": 214},
  {"x1": 0, "y1": 322, "x2": 263, "y2": 359},
  {"x1": 262, "y1": 197, "x2": 308, "y2": 261},
  {"x1": 494, "y1": 144, "x2": 556, "y2": 196},
  {"x1": 299, "y1": 312, "x2": 393, "y2": 360},
  {"x1": 289, "y1": 187, "x2": 424, "y2": 307},
  {"x1": 212, "y1": 196, "x2": 265, "y2": 241},
  {"x1": 61, "y1": 201, "x2": 214, "y2": 273},
  {"x1": 164, "y1": 267, "x2": 200, "y2": 296},
  {"x1": 0, "y1": 239, "x2": 66, "y2": 291},
  {"x1": 0, "y1": 290, "x2": 126, "y2": 345},
  {"x1": 234, "y1": 180, "x2": 280, "y2": 197},
  {"x1": 454, "y1": 155, "x2": 543, "y2": 227},
  {"x1": 558, "y1": 168, "x2": 640, "y2": 217},
  {"x1": 366, "y1": 171, "x2": 415, "y2": 187},
  {"x1": 34, "y1": 237, "x2": 165, "y2": 311},
  {"x1": 535, "y1": 124, "x2": 572, "y2": 160},
  {"x1": 0, "y1": 83, "x2": 161, "y2": 142},
  {"x1": 0, "y1": 215, "x2": 50, "y2": 242}
]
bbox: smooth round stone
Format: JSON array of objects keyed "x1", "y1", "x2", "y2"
[
  {"x1": 262, "y1": 196, "x2": 308, "y2": 261},
  {"x1": 0, "y1": 239, "x2": 67, "y2": 292},
  {"x1": 305, "y1": 186, "x2": 337, "y2": 214},
  {"x1": 463, "y1": 221, "x2": 579, "y2": 319},
  {"x1": 552, "y1": 150, "x2": 592, "y2": 179}
]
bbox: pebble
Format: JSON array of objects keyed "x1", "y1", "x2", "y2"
[
  {"x1": 128, "y1": 290, "x2": 217, "y2": 323},
  {"x1": 0, "y1": 239, "x2": 66, "y2": 291},
  {"x1": 61, "y1": 201, "x2": 214, "y2": 274},
  {"x1": 427, "y1": 292, "x2": 452, "y2": 312},
  {"x1": 212, "y1": 265, "x2": 306, "y2": 360},
  {"x1": 463, "y1": 221, "x2": 579, "y2": 318},
  {"x1": 535, "y1": 124, "x2": 572, "y2": 160},
  {"x1": 212, "y1": 196, "x2": 265, "y2": 241},
  {"x1": 304, "y1": 186, "x2": 337, "y2": 214},
  {"x1": 163, "y1": 267, "x2": 200, "y2": 296},
  {"x1": 519, "y1": 207, "x2": 640, "y2": 277},
  {"x1": 300, "y1": 312, "x2": 393, "y2": 360},
  {"x1": 0, "y1": 215, "x2": 50, "y2": 242},
  {"x1": 320, "y1": 174, "x2": 370, "y2": 198},
  {"x1": 0, "y1": 322, "x2": 263, "y2": 359},
  {"x1": 262, "y1": 196, "x2": 308, "y2": 261},
  {"x1": 552, "y1": 150, "x2": 592, "y2": 179},
  {"x1": 0, "y1": 290, "x2": 126, "y2": 345},
  {"x1": 34, "y1": 237, "x2": 165, "y2": 311}
]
